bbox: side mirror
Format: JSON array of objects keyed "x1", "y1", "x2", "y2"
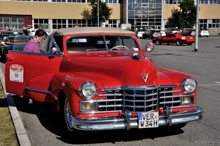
[
  {"x1": 144, "y1": 42, "x2": 154, "y2": 53},
  {"x1": 51, "y1": 47, "x2": 59, "y2": 54}
]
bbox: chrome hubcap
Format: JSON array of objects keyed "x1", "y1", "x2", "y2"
[{"x1": 64, "y1": 99, "x2": 73, "y2": 131}]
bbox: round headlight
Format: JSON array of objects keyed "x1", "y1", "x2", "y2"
[
  {"x1": 79, "y1": 82, "x2": 97, "y2": 99},
  {"x1": 181, "y1": 78, "x2": 197, "y2": 93}
]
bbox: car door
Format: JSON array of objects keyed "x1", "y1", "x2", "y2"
[
  {"x1": 162, "y1": 35, "x2": 171, "y2": 44},
  {"x1": 5, "y1": 36, "x2": 63, "y2": 96},
  {"x1": 170, "y1": 34, "x2": 177, "y2": 43}
]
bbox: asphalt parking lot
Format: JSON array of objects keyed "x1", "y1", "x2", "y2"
[{"x1": 1, "y1": 36, "x2": 220, "y2": 146}]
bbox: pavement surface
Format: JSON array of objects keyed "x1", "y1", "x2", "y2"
[{"x1": 1, "y1": 36, "x2": 220, "y2": 146}]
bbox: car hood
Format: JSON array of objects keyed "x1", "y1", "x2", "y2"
[{"x1": 60, "y1": 52, "x2": 157, "y2": 88}]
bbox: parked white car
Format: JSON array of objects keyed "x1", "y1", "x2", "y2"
[
  {"x1": 160, "y1": 30, "x2": 166, "y2": 36},
  {"x1": 136, "y1": 30, "x2": 145, "y2": 38},
  {"x1": 199, "y1": 30, "x2": 209, "y2": 37},
  {"x1": 171, "y1": 28, "x2": 180, "y2": 34}
]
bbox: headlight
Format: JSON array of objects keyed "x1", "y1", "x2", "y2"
[
  {"x1": 181, "y1": 77, "x2": 197, "y2": 93},
  {"x1": 79, "y1": 81, "x2": 97, "y2": 99}
]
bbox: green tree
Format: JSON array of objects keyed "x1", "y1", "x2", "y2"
[
  {"x1": 89, "y1": 0, "x2": 113, "y2": 26},
  {"x1": 172, "y1": 0, "x2": 197, "y2": 29}
]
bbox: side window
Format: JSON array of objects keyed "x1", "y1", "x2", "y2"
[
  {"x1": 12, "y1": 36, "x2": 61, "y2": 55},
  {"x1": 13, "y1": 36, "x2": 33, "y2": 52}
]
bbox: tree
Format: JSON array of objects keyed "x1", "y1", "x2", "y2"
[
  {"x1": 171, "y1": 0, "x2": 197, "y2": 29},
  {"x1": 89, "y1": 0, "x2": 113, "y2": 26}
]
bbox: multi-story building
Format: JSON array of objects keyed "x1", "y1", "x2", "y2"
[{"x1": 0, "y1": 0, "x2": 219, "y2": 34}]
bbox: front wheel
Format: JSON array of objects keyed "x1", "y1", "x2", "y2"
[
  {"x1": 64, "y1": 98, "x2": 74, "y2": 132},
  {"x1": 156, "y1": 40, "x2": 161, "y2": 45},
  {"x1": 176, "y1": 40, "x2": 182, "y2": 46}
]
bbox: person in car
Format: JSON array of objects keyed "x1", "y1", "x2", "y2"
[{"x1": 24, "y1": 29, "x2": 47, "y2": 53}]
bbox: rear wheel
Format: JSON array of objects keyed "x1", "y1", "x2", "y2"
[
  {"x1": 156, "y1": 40, "x2": 161, "y2": 45},
  {"x1": 176, "y1": 40, "x2": 182, "y2": 46}
]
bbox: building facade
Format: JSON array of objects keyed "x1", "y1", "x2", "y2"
[{"x1": 0, "y1": 0, "x2": 220, "y2": 34}]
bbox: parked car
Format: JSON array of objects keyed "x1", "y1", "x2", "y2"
[
  {"x1": 0, "y1": 35, "x2": 32, "y2": 62},
  {"x1": 136, "y1": 30, "x2": 145, "y2": 38},
  {"x1": 5, "y1": 27, "x2": 202, "y2": 132},
  {"x1": 152, "y1": 33, "x2": 195, "y2": 46},
  {"x1": 160, "y1": 30, "x2": 166, "y2": 37},
  {"x1": 0, "y1": 31, "x2": 14, "y2": 40},
  {"x1": 171, "y1": 28, "x2": 180, "y2": 34},
  {"x1": 182, "y1": 29, "x2": 195, "y2": 36},
  {"x1": 199, "y1": 30, "x2": 209, "y2": 37},
  {"x1": 142, "y1": 30, "x2": 161, "y2": 39}
]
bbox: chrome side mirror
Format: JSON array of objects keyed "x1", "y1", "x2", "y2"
[
  {"x1": 144, "y1": 42, "x2": 154, "y2": 53},
  {"x1": 51, "y1": 47, "x2": 59, "y2": 54}
]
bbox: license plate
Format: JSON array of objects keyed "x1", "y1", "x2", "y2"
[{"x1": 138, "y1": 112, "x2": 159, "y2": 128}]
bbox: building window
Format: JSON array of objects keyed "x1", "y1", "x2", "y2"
[
  {"x1": 108, "y1": 20, "x2": 118, "y2": 28},
  {"x1": 68, "y1": 19, "x2": 86, "y2": 27},
  {"x1": 105, "y1": 0, "x2": 118, "y2": 3},
  {"x1": 0, "y1": 17, "x2": 24, "y2": 31},
  {"x1": 34, "y1": 19, "x2": 49, "y2": 30},
  {"x1": 199, "y1": 19, "x2": 220, "y2": 29},
  {"x1": 52, "y1": 19, "x2": 66, "y2": 29}
]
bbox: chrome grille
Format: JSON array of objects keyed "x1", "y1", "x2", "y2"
[
  {"x1": 159, "y1": 86, "x2": 181, "y2": 108},
  {"x1": 96, "y1": 85, "x2": 182, "y2": 113},
  {"x1": 98, "y1": 85, "x2": 159, "y2": 112},
  {"x1": 78, "y1": 85, "x2": 183, "y2": 114}
]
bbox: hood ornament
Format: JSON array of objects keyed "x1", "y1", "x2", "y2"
[{"x1": 141, "y1": 73, "x2": 148, "y2": 83}]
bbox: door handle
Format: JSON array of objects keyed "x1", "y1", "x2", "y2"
[{"x1": 6, "y1": 57, "x2": 13, "y2": 61}]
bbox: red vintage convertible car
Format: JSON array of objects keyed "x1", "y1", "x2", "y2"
[
  {"x1": 152, "y1": 33, "x2": 195, "y2": 46},
  {"x1": 5, "y1": 27, "x2": 202, "y2": 132}
]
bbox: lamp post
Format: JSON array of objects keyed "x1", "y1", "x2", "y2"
[
  {"x1": 97, "y1": 0, "x2": 99, "y2": 27},
  {"x1": 194, "y1": 0, "x2": 199, "y2": 51}
]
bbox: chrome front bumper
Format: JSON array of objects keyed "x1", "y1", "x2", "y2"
[{"x1": 71, "y1": 108, "x2": 203, "y2": 131}]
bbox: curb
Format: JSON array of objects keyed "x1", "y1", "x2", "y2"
[{"x1": 0, "y1": 68, "x2": 31, "y2": 146}]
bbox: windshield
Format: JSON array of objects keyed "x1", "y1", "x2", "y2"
[{"x1": 66, "y1": 35, "x2": 140, "y2": 53}]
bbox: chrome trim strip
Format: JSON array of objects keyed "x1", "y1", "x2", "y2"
[
  {"x1": 100, "y1": 85, "x2": 158, "y2": 91},
  {"x1": 159, "y1": 90, "x2": 181, "y2": 94},
  {"x1": 98, "y1": 92, "x2": 158, "y2": 97},
  {"x1": 26, "y1": 87, "x2": 51, "y2": 94},
  {"x1": 78, "y1": 110, "x2": 122, "y2": 114},
  {"x1": 25, "y1": 87, "x2": 62, "y2": 100},
  {"x1": 80, "y1": 98, "x2": 158, "y2": 103},
  {"x1": 159, "y1": 94, "x2": 195, "y2": 99},
  {"x1": 71, "y1": 108, "x2": 203, "y2": 131},
  {"x1": 160, "y1": 100, "x2": 181, "y2": 104},
  {"x1": 98, "y1": 104, "x2": 158, "y2": 108}
]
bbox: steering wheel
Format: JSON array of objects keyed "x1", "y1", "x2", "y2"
[{"x1": 110, "y1": 45, "x2": 130, "y2": 51}]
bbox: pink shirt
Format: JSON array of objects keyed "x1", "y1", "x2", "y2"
[{"x1": 24, "y1": 39, "x2": 40, "y2": 53}]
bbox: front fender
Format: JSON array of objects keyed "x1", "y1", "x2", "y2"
[{"x1": 63, "y1": 74, "x2": 104, "y2": 116}]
